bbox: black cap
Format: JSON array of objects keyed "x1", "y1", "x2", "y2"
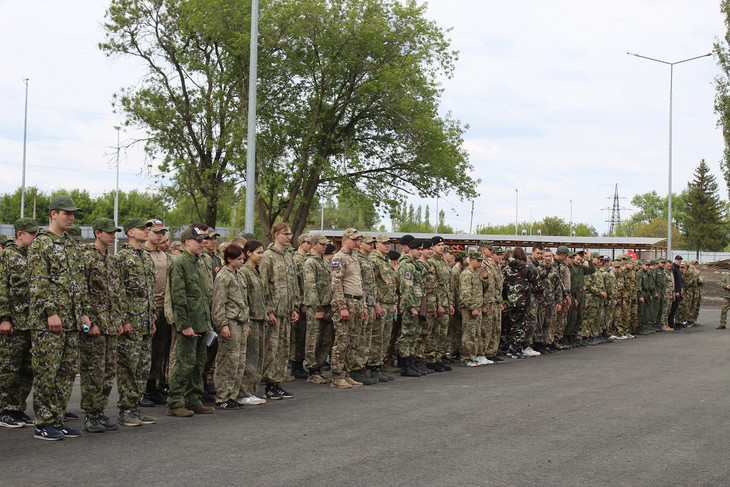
[
  {"x1": 431, "y1": 236, "x2": 444, "y2": 244},
  {"x1": 387, "y1": 250, "x2": 400, "y2": 261},
  {"x1": 422, "y1": 241, "x2": 432, "y2": 249},
  {"x1": 407, "y1": 239, "x2": 422, "y2": 249},
  {"x1": 400, "y1": 234, "x2": 414, "y2": 245}
]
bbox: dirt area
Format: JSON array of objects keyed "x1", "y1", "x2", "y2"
[{"x1": 700, "y1": 265, "x2": 727, "y2": 305}]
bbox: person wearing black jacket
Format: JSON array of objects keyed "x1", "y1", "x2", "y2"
[{"x1": 668, "y1": 256, "x2": 683, "y2": 329}]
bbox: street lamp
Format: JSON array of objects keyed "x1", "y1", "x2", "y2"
[
  {"x1": 514, "y1": 189, "x2": 518, "y2": 236},
  {"x1": 20, "y1": 78, "x2": 29, "y2": 218},
  {"x1": 569, "y1": 199, "x2": 573, "y2": 237},
  {"x1": 627, "y1": 51, "x2": 712, "y2": 256},
  {"x1": 244, "y1": 0, "x2": 259, "y2": 234},
  {"x1": 114, "y1": 125, "x2": 121, "y2": 254}
]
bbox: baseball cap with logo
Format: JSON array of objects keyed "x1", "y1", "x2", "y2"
[
  {"x1": 123, "y1": 218, "x2": 153, "y2": 234},
  {"x1": 343, "y1": 228, "x2": 361, "y2": 240},
  {"x1": 147, "y1": 219, "x2": 168, "y2": 233},
  {"x1": 180, "y1": 227, "x2": 209, "y2": 242}
]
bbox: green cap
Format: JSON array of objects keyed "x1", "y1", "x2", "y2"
[
  {"x1": 92, "y1": 218, "x2": 121, "y2": 233},
  {"x1": 478, "y1": 240, "x2": 493, "y2": 249},
  {"x1": 556, "y1": 245, "x2": 570, "y2": 255},
  {"x1": 310, "y1": 233, "x2": 330, "y2": 245},
  {"x1": 591, "y1": 251, "x2": 602, "y2": 258},
  {"x1": 297, "y1": 234, "x2": 313, "y2": 245},
  {"x1": 67, "y1": 225, "x2": 82, "y2": 241},
  {"x1": 444, "y1": 245, "x2": 454, "y2": 253},
  {"x1": 14, "y1": 217, "x2": 39, "y2": 233},
  {"x1": 180, "y1": 227, "x2": 209, "y2": 242},
  {"x1": 455, "y1": 250, "x2": 466, "y2": 259},
  {"x1": 0, "y1": 235, "x2": 7, "y2": 244},
  {"x1": 123, "y1": 218, "x2": 153, "y2": 234},
  {"x1": 469, "y1": 251, "x2": 483, "y2": 261},
  {"x1": 49, "y1": 194, "x2": 81, "y2": 212},
  {"x1": 492, "y1": 246, "x2": 504, "y2": 254}
]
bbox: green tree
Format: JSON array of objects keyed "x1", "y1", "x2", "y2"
[
  {"x1": 714, "y1": 1, "x2": 730, "y2": 196},
  {"x1": 0, "y1": 187, "x2": 50, "y2": 224},
  {"x1": 683, "y1": 159, "x2": 727, "y2": 257},
  {"x1": 317, "y1": 187, "x2": 380, "y2": 232},
  {"x1": 88, "y1": 189, "x2": 170, "y2": 226}
]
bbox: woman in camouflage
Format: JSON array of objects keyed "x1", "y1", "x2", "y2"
[{"x1": 501, "y1": 247, "x2": 538, "y2": 359}]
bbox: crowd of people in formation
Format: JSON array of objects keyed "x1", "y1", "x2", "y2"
[{"x1": 0, "y1": 194, "x2": 707, "y2": 440}]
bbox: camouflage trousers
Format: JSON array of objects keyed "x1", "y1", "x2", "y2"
[
  {"x1": 397, "y1": 311, "x2": 421, "y2": 358},
  {"x1": 524, "y1": 298, "x2": 539, "y2": 344},
  {"x1": 79, "y1": 333, "x2": 117, "y2": 414},
  {"x1": 677, "y1": 296, "x2": 691, "y2": 323},
  {"x1": 290, "y1": 312, "x2": 306, "y2": 363},
  {"x1": 660, "y1": 292, "x2": 674, "y2": 328},
  {"x1": 384, "y1": 310, "x2": 402, "y2": 366},
  {"x1": 721, "y1": 298, "x2": 730, "y2": 327},
  {"x1": 611, "y1": 303, "x2": 623, "y2": 336},
  {"x1": 448, "y1": 311, "x2": 462, "y2": 358},
  {"x1": 460, "y1": 309, "x2": 481, "y2": 361},
  {"x1": 0, "y1": 330, "x2": 32, "y2": 413},
  {"x1": 628, "y1": 297, "x2": 638, "y2": 332},
  {"x1": 304, "y1": 306, "x2": 334, "y2": 372},
  {"x1": 549, "y1": 303, "x2": 569, "y2": 344},
  {"x1": 426, "y1": 311, "x2": 449, "y2": 362},
  {"x1": 262, "y1": 315, "x2": 291, "y2": 385},
  {"x1": 149, "y1": 308, "x2": 172, "y2": 389},
  {"x1": 603, "y1": 303, "x2": 613, "y2": 334},
  {"x1": 368, "y1": 303, "x2": 394, "y2": 367},
  {"x1": 351, "y1": 305, "x2": 374, "y2": 370},
  {"x1": 331, "y1": 298, "x2": 363, "y2": 379},
  {"x1": 167, "y1": 333, "x2": 207, "y2": 410},
  {"x1": 476, "y1": 306, "x2": 492, "y2": 357},
  {"x1": 31, "y1": 329, "x2": 78, "y2": 427},
  {"x1": 117, "y1": 332, "x2": 152, "y2": 411},
  {"x1": 485, "y1": 305, "x2": 502, "y2": 357},
  {"x1": 414, "y1": 315, "x2": 432, "y2": 361},
  {"x1": 203, "y1": 335, "x2": 218, "y2": 388},
  {"x1": 240, "y1": 319, "x2": 265, "y2": 398},
  {"x1": 215, "y1": 321, "x2": 249, "y2": 403},
  {"x1": 536, "y1": 303, "x2": 554, "y2": 344},
  {"x1": 690, "y1": 293, "x2": 701, "y2": 322},
  {"x1": 502, "y1": 306, "x2": 528, "y2": 350},
  {"x1": 582, "y1": 296, "x2": 603, "y2": 338}
]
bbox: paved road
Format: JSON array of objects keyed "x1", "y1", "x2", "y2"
[{"x1": 3, "y1": 307, "x2": 730, "y2": 486}]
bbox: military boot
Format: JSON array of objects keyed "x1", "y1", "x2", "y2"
[
  {"x1": 350, "y1": 368, "x2": 375, "y2": 385},
  {"x1": 400, "y1": 357, "x2": 422, "y2": 377}
]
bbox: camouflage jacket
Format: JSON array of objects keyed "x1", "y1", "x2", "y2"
[
  {"x1": 459, "y1": 267, "x2": 483, "y2": 311},
  {"x1": 84, "y1": 245, "x2": 123, "y2": 335},
  {"x1": 370, "y1": 250, "x2": 397, "y2": 305},
  {"x1": 528, "y1": 256, "x2": 547, "y2": 297},
  {"x1": 600, "y1": 267, "x2": 616, "y2": 302},
  {"x1": 332, "y1": 248, "x2": 363, "y2": 311},
  {"x1": 294, "y1": 251, "x2": 308, "y2": 299},
  {"x1": 663, "y1": 268, "x2": 675, "y2": 300},
  {"x1": 622, "y1": 266, "x2": 636, "y2": 301},
  {"x1": 546, "y1": 260, "x2": 565, "y2": 306},
  {"x1": 240, "y1": 263, "x2": 267, "y2": 321},
  {"x1": 419, "y1": 259, "x2": 437, "y2": 313},
  {"x1": 169, "y1": 250, "x2": 212, "y2": 333},
  {"x1": 302, "y1": 254, "x2": 333, "y2": 311},
  {"x1": 636, "y1": 268, "x2": 652, "y2": 300},
  {"x1": 502, "y1": 257, "x2": 537, "y2": 310},
  {"x1": 212, "y1": 266, "x2": 249, "y2": 332},
  {"x1": 492, "y1": 260, "x2": 505, "y2": 305},
  {"x1": 569, "y1": 260, "x2": 597, "y2": 298},
  {"x1": 261, "y1": 243, "x2": 300, "y2": 317},
  {"x1": 398, "y1": 254, "x2": 423, "y2": 313},
  {"x1": 117, "y1": 243, "x2": 156, "y2": 333},
  {"x1": 27, "y1": 229, "x2": 89, "y2": 331},
  {"x1": 480, "y1": 260, "x2": 496, "y2": 305},
  {"x1": 450, "y1": 262, "x2": 464, "y2": 311},
  {"x1": 429, "y1": 253, "x2": 452, "y2": 308},
  {"x1": 585, "y1": 268, "x2": 605, "y2": 300},
  {"x1": 355, "y1": 250, "x2": 377, "y2": 307},
  {"x1": 0, "y1": 242, "x2": 31, "y2": 330}
]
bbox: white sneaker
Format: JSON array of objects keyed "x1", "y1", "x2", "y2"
[
  {"x1": 608, "y1": 335, "x2": 619, "y2": 340},
  {"x1": 238, "y1": 395, "x2": 266, "y2": 405},
  {"x1": 463, "y1": 360, "x2": 480, "y2": 367},
  {"x1": 476, "y1": 355, "x2": 487, "y2": 365},
  {"x1": 614, "y1": 335, "x2": 628, "y2": 340},
  {"x1": 522, "y1": 347, "x2": 541, "y2": 357},
  {"x1": 627, "y1": 334, "x2": 636, "y2": 339}
]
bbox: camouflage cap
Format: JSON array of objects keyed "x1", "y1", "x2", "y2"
[
  {"x1": 454, "y1": 250, "x2": 466, "y2": 259},
  {"x1": 692, "y1": 260, "x2": 699, "y2": 265},
  {"x1": 568, "y1": 251, "x2": 578, "y2": 257},
  {"x1": 0, "y1": 234, "x2": 7, "y2": 244},
  {"x1": 492, "y1": 246, "x2": 504, "y2": 254},
  {"x1": 343, "y1": 228, "x2": 361, "y2": 240},
  {"x1": 468, "y1": 251, "x2": 483, "y2": 260},
  {"x1": 298, "y1": 234, "x2": 313, "y2": 245},
  {"x1": 361, "y1": 234, "x2": 376, "y2": 244},
  {"x1": 170, "y1": 241, "x2": 183, "y2": 252},
  {"x1": 123, "y1": 218, "x2": 153, "y2": 234},
  {"x1": 375, "y1": 233, "x2": 391, "y2": 243},
  {"x1": 613, "y1": 261, "x2": 621, "y2": 267},
  {"x1": 556, "y1": 245, "x2": 570, "y2": 255},
  {"x1": 479, "y1": 240, "x2": 493, "y2": 249},
  {"x1": 310, "y1": 233, "x2": 330, "y2": 245},
  {"x1": 643, "y1": 259, "x2": 651, "y2": 265},
  {"x1": 14, "y1": 217, "x2": 39, "y2": 233},
  {"x1": 147, "y1": 218, "x2": 168, "y2": 233},
  {"x1": 444, "y1": 245, "x2": 454, "y2": 253},
  {"x1": 92, "y1": 217, "x2": 121, "y2": 233},
  {"x1": 49, "y1": 194, "x2": 81, "y2": 212},
  {"x1": 67, "y1": 225, "x2": 82, "y2": 241},
  {"x1": 650, "y1": 259, "x2": 657, "y2": 265},
  {"x1": 207, "y1": 229, "x2": 221, "y2": 238},
  {"x1": 180, "y1": 227, "x2": 209, "y2": 242}
]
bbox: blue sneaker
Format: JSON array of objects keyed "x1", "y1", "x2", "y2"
[
  {"x1": 56, "y1": 424, "x2": 81, "y2": 438},
  {"x1": 34, "y1": 425, "x2": 64, "y2": 441}
]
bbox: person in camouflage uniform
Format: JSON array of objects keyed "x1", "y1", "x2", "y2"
[
  {"x1": 719, "y1": 271, "x2": 730, "y2": 329},
  {"x1": 487, "y1": 247, "x2": 506, "y2": 359},
  {"x1": 565, "y1": 250, "x2": 597, "y2": 346},
  {"x1": 79, "y1": 218, "x2": 124, "y2": 433},
  {"x1": 460, "y1": 251, "x2": 485, "y2": 366},
  {"x1": 351, "y1": 234, "x2": 378, "y2": 384},
  {"x1": 290, "y1": 234, "x2": 312, "y2": 380},
  {"x1": 448, "y1": 251, "x2": 467, "y2": 360},
  {"x1": 636, "y1": 260, "x2": 653, "y2": 334},
  {"x1": 502, "y1": 247, "x2": 538, "y2": 358},
  {"x1": 368, "y1": 234, "x2": 397, "y2": 381},
  {"x1": 412, "y1": 241, "x2": 436, "y2": 376},
  {"x1": 260, "y1": 222, "x2": 300, "y2": 399},
  {"x1": 690, "y1": 260, "x2": 704, "y2": 324},
  {"x1": 116, "y1": 218, "x2": 157, "y2": 426},
  {"x1": 212, "y1": 244, "x2": 249, "y2": 410},
  {"x1": 535, "y1": 248, "x2": 559, "y2": 352},
  {"x1": 626, "y1": 258, "x2": 639, "y2": 334},
  {"x1": 167, "y1": 227, "x2": 215, "y2": 417},
  {"x1": 0, "y1": 218, "x2": 39, "y2": 429},
  {"x1": 684, "y1": 261, "x2": 701, "y2": 325},
  {"x1": 477, "y1": 241, "x2": 497, "y2": 364},
  {"x1": 330, "y1": 228, "x2": 368, "y2": 388},
  {"x1": 582, "y1": 252, "x2": 606, "y2": 343},
  {"x1": 28, "y1": 195, "x2": 91, "y2": 440},
  {"x1": 524, "y1": 245, "x2": 547, "y2": 353},
  {"x1": 660, "y1": 259, "x2": 676, "y2": 332},
  {"x1": 600, "y1": 257, "x2": 617, "y2": 338},
  {"x1": 397, "y1": 239, "x2": 425, "y2": 377},
  {"x1": 615, "y1": 256, "x2": 632, "y2": 338},
  {"x1": 238, "y1": 240, "x2": 267, "y2": 405},
  {"x1": 426, "y1": 236, "x2": 453, "y2": 371},
  {"x1": 651, "y1": 260, "x2": 665, "y2": 332},
  {"x1": 610, "y1": 261, "x2": 623, "y2": 336},
  {"x1": 549, "y1": 246, "x2": 571, "y2": 348},
  {"x1": 677, "y1": 263, "x2": 692, "y2": 325},
  {"x1": 301, "y1": 234, "x2": 334, "y2": 385}
]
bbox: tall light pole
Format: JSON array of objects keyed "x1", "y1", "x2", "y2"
[
  {"x1": 529, "y1": 205, "x2": 533, "y2": 236},
  {"x1": 20, "y1": 78, "x2": 29, "y2": 218},
  {"x1": 569, "y1": 199, "x2": 573, "y2": 237},
  {"x1": 244, "y1": 0, "x2": 259, "y2": 234},
  {"x1": 114, "y1": 126, "x2": 121, "y2": 254},
  {"x1": 627, "y1": 51, "x2": 711, "y2": 255},
  {"x1": 514, "y1": 189, "x2": 518, "y2": 236}
]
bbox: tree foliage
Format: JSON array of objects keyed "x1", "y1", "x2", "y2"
[
  {"x1": 683, "y1": 159, "x2": 727, "y2": 257},
  {"x1": 714, "y1": 0, "x2": 730, "y2": 196},
  {"x1": 475, "y1": 217, "x2": 597, "y2": 237}
]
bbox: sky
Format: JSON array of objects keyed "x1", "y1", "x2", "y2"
[{"x1": 0, "y1": 0, "x2": 727, "y2": 236}]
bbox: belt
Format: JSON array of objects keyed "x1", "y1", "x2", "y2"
[{"x1": 344, "y1": 293, "x2": 363, "y2": 300}]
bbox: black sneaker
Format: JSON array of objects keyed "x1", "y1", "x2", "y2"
[
  {"x1": 56, "y1": 423, "x2": 81, "y2": 438},
  {"x1": 489, "y1": 356, "x2": 504, "y2": 363},
  {"x1": 64, "y1": 411, "x2": 79, "y2": 421},
  {"x1": 718, "y1": 325, "x2": 726, "y2": 329},
  {"x1": 265, "y1": 387, "x2": 283, "y2": 400},
  {"x1": 215, "y1": 400, "x2": 240, "y2": 410},
  {"x1": 98, "y1": 413, "x2": 118, "y2": 431},
  {"x1": 83, "y1": 414, "x2": 106, "y2": 433},
  {"x1": 0, "y1": 413, "x2": 24, "y2": 428},
  {"x1": 276, "y1": 386, "x2": 294, "y2": 399},
  {"x1": 12, "y1": 411, "x2": 34, "y2": 425}
]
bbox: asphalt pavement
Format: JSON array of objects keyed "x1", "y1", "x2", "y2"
[{"x1": 3, "y1": 306, "x2": 730, "y2": 487}]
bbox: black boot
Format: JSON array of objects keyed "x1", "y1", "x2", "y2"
[
  {"x1": 291, "y1": 360, "x2": 309, "y2": 380},
  {"x1": 401, "y1": 356, "x2": 422, "y2": 377}
]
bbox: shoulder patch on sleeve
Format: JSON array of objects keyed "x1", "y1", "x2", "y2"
[
  {"x1": 404, "y1": 271, "x2": 412, "y2": 280},
  {"x1": 332, "y1": 261, "x2": 340, "y2": 268}
]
